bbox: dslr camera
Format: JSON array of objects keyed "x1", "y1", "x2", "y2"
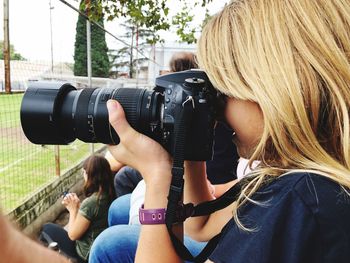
[{"x1": 20, "y1": 70, "x2": 220, "y2": 161}]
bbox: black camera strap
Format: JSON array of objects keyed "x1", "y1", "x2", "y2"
[
  {"x1": 165, "y1": 97, "x2": 193, "y2": 230},
  {"x1": 165, "y1": 96, "x2": 244, "y2": 262}
]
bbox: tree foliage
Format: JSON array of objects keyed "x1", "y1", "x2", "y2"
[
  {"x1": 88, "y1": 0, "x2": 215, "y2": 44},
  {"x1": 73, "y1": 0, "x2": 110, "y2": 77},
  {"x1": 0, "y1": 41, "x2": 26, "y2": 60}
]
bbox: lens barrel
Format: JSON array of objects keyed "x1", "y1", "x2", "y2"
[{"x1": 20, "y1": 82, "x2": 163, "y2": 145}]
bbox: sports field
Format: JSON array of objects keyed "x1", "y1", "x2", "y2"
[{"x1": 0, "y1": 93, "x2": 100, "y2": 212}]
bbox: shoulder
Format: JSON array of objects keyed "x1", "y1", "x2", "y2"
[
  {"x1": 290, "y1": 173, "x2": 350, "y2": 230},
  {"x1": 277, "y1": 172, "x2": 350, "y2": 213},
  {"x1": 238, "y1": 172, "x2": 350, "y2": 231},
  {"x1": 258, "y1": 172, "x2": 350, "y2": 214},
  {"x1": 80, "y1": 193, "x2": 103, "y2": 215},
  {"x1": 256, "y1": 172, "x2": 350, "y2": 248},
  {"x1": 261, "y1": 172, "x2": 347, "y2": 199},
  {"x1": 79, "y1": 193, "x2": 105, "y2": 220}
]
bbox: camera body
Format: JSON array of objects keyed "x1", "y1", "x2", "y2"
[
  {"x1": 155, "y1": 70, "x2": 216, "y2": 160},
  {"x1": 21, "y1": 70, "x2": 217, "y2": 161}
]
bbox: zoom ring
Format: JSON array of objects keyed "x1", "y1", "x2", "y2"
[{"x1": 112, "y1": 88, "x2": 145, "y2": 129}]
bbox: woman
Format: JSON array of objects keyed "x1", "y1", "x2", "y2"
[
  {"x1": 106, "y1": 0, "x2": 350, "y2": 262},
  {"x1": 41, "y1": 154, "x2": 115, "y2": 262}
]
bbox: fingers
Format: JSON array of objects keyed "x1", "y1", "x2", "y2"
[
  {"x1": 107, "y1": 100, "x2": 138, "y2": 142},
  {"x1": 62, "y1": 193, "x2": 79, "y2": 203}
]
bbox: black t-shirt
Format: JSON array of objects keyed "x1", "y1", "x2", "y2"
[{"x1": 209, "y1": 172, "x2": 350, "y2": 263}]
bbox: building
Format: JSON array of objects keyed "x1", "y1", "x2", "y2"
[{"x1": 0, "y1": 60, "x2": 74, "y2": 91}]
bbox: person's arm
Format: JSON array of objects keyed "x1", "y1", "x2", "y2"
[
  {"x1": 62, "y1": 193, "x2": 90, "y2": 240},
  {"x1": 107, "y1": 100, "x2": 182, "y2": 263},
  {"x1": 0, "y1": 209, "x2": 69, "y2": 263},
  {"x1": 183, "y1": 162, "x2": 237, "y2": 242},
  {"x1": 213, "y1": 180, "x2": 238, "y2": 199},
  {"x1": 135, "y1": 173, "x2": 183, "y2": 263}
]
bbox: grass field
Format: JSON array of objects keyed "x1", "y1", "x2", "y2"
[{"x1": 0, "y1": 93, "x2": 101, "y2": 212}]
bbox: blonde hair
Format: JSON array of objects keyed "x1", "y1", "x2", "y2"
[{"x1": 197, "y1": 0, "x2": 350, "y2": 229}]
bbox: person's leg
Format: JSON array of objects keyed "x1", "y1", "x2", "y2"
[
  {"x1": 108, "y1": 193, "x2": 131, "y2": 226},
  {"x1": 41, "y1": 223, "x2": 79, "y2": 259},
  {"x1": 114, "y1": 167, "x2": 143, "y2": 197},
  {"x1": 89, "y1": 225, "x2": 140, "y2": 263},
  {"x1": 88, "y1": 224, "x2": 207, "y2": 263}
]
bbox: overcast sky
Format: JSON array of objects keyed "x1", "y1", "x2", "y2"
[{"x1": 0, "y1": 0, "x2": 228, "y2": 63}]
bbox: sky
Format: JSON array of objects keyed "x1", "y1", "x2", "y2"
[{"x1": 0, "y1": 0, "x2": 228, "y2": 63}]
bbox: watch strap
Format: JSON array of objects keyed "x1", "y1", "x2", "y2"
[
  {"x1": 139, "y1": 205, "x2": 166, "y2": 224},
  {"x1": 139, "y1": 203, "x2": 194, "y2": 225}
]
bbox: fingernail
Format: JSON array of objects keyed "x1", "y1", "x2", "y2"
[{"x1": 107, "y1": 100, "x2": 118, "y2": 110}]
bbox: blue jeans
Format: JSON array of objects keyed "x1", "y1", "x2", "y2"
[
  {"x1": 89, "y1": 195, "x2": 207, "y2": 263},
  {"x1": 107, "y1": 194, "x2": 131, "y2": 226}
]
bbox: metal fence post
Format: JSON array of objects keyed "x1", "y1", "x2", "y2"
[
  {"x1": 86, "y1": 0, "x2": 94, "y2": 155},
  {"x1": 55, "y1": 145, "x2": 60, "y2": 176},
  {"x1": 3, "y1": 0, "x2": 11, "y2": 94}
]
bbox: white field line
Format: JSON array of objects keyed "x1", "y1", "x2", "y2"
[{"x1": 0, "y1": 148, "x2": 43, "y2": 174}]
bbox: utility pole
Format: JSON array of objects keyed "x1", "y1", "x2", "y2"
[
  {"x1": 86, "y1": 0, "x2": 92, "y2": 88},
  {"x1": 85, "y1": 0, "x2": 94, "y2": 154},
  {"x1": 135, "y1": 24, "x2": 139, "y2": 86},
  {"x1": 49, "y1": 0, "x2": 54, "y2": 73},
  {"x1": 3, "y1": 0, "x2": 11, "y2": 93},
  {"x1": 129, "y1": 26, "x2": 134, "y2": 79},
  {"x1": 49, "y1": 0, "x2": 60, "y2": 176}
]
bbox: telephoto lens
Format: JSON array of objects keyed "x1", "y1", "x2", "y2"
[{"x1": 20, "y1": 81, "x2": 164, "y2": 145}]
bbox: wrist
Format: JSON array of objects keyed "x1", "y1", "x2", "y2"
[
  {"x1": 143, "y1": 171, "x2": 171, "y2": 207},
  {"x1": 68, "y1": 208, "x2": 78, "y2": 217},
  {"x1": 144, "y1": 185, "x2": 169, "y2": 209}
]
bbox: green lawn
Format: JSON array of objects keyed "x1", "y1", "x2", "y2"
[{"x1": 0, "y1": 93, "x2": 102, "y2": 212}]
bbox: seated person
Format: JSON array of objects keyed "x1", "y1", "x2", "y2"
[{"x1": 40, "y1": 154, "x2": 115, "y2": 262}]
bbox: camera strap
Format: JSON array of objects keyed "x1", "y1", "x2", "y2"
[{"x1": 165, "y1": 96, "x2": 244, "y2": 262}]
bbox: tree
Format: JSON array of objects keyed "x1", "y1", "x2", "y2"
[
  {"x1": 109, "y1": 19, "x2": 154, "y2": 78},
  {"x1": 89, "y1": 0, "x2": 217, "y2": 44},
  {"x1": 73, "y1": 0, "x2": 109, "y2": 77},
  {"x1": 0, "y1": 41, "x2": 25, "y2": 60}
]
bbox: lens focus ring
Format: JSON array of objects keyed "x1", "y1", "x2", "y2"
[{"x1": 112, "y1": 88, "x2": 146, "y2": 129}]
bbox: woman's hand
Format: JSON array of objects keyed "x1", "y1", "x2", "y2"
[
  {"x1": 62, "y1": 193, "x2": 80, "y2": 214},
  {"x1": 107, "y1": 100, "x2": 172, "y2": 185}
]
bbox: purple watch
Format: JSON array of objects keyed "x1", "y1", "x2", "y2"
[
  {"x1": 138, "y1": 203, "x2": 195, "y2": 225},
  {"x1": 139, "y1": 205, "x2": 166, "y2": 224}
]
